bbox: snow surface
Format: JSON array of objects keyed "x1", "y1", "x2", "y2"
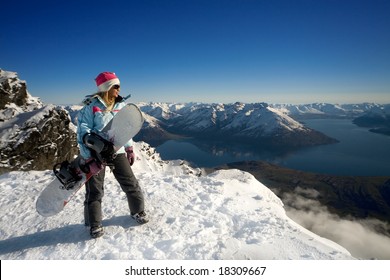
[{"x1": 0, "y1": 142, "x2": 354, "y2": 260}]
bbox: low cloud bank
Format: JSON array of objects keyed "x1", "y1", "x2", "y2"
[{"x1": 282, "y1": 188, "x2": 390, "y2": 260}]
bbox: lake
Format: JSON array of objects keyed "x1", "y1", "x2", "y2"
[{"x1": 155, "y1": 119, "x2": 390, "y2": 176}]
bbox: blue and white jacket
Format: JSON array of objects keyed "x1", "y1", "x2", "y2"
[{"x1": 77, "y1": 94, "x2": 133, "y2": 159}]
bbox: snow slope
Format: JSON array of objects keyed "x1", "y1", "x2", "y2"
[{"x1": 0, "y1": 142, "x2": 353, "y2": 260}]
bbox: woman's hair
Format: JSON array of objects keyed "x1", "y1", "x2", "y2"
[{"x1": 97, "y1": 91, "x2": 115, "y2": 111}]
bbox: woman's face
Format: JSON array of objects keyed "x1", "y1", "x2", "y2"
[{"x1": 108, "y1": 84, "x2": 120, "y2": 98}]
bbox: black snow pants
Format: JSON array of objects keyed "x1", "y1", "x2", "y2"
[{"x1": 84, "y1": 153, "x2": 145, "y2": 228}]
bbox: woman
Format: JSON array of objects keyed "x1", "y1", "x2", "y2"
[{"x1": 77, "y1": 72, "x2": 148, "y2": 238}]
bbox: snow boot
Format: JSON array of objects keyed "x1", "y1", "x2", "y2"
[
  {"x1": 90, "y1": 225, "x2": 104, "y2": 238},
  {"x1": 131, "y1": 211, "x2": 149, "y2": 224}
]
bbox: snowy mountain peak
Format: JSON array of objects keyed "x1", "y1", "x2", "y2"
[
  {"x1": 0, "y1": 69, "x2": 17, "y2": 80},
  {"x1": 0, "y1": 69, "x2": 43, "y2": 121}
]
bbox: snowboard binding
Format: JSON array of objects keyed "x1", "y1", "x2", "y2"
[
  {"x1": 53, "y1": 160, "x2": 82, "y2": 190},
  {"x1": 52, "y1": 133, "x2": 116, "y2": 190}
]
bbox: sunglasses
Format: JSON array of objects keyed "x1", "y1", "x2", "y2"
[{"x1": 113, "y1": 84, "x2": 120, "y2": 90}]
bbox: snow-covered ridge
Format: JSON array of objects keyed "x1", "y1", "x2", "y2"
[{"x1": 0, "y1": 141, "x2": 354, "y2": 260}]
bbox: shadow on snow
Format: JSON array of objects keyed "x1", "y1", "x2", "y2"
[{"x1": 0, "y1": 215, "x2": 138, "y2": 257}]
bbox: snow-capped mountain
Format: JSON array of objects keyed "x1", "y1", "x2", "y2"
[
  {"x1": 137, "y1": 102, "x2": 337, "y2": 147},
  {"x1": 0, "y1": 141, "x2": 354, "y2": 260},
  {"x1": 0, "y1": 70, "x2": 78, "y2": 172},
  {"x1": 271, "y1": 102, "x2": 381, "y2": 118},
  {"x1": 353, "y1": 104, "x2": 390, "y2": 135}
]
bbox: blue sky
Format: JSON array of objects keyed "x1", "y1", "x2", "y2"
[{"x1": 1, "y1": 0, "x2": 389, "y2": 105}]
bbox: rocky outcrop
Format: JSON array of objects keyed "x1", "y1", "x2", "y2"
[
  {"x1": 0, "y1": 69, "x2": 78, "y2": 173},
  {"x1": 0, "y1": 69, "x2": 43, "y2": 121}
]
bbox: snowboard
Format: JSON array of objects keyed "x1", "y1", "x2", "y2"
[{"x1": 36, "y1": 103, "x2": 144, "y2": 217}]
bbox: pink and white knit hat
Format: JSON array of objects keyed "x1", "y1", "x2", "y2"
[{"x1": 95, "y1": 72, "x2": 120, "y2": 92}]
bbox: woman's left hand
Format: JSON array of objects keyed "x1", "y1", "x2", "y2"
[{"x1": 125, "y1": 146, "x2": 135, "y2": 166}]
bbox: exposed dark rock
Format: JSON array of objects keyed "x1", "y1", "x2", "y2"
[{"x1": 0, "y1": 70, "x2": 78, "y2": 173}]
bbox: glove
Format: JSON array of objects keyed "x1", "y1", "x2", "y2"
[{"x1": 125, "y1": 146, "x2": 135, "y2": 166}]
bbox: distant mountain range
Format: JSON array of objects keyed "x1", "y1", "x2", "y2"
[
  {"x1": 65, "y1": 102, "x2": 390, "y2": 146},
  {"x1": 271, "y1": 102, "x2": 380, "y2": 118},
  {"x1": 135, "y1": 101, "x2": 390, "y2": 146},
  {"x1": 136, "y1": 102, "x2": 336, "y2": 147},
  {"x1": 273, "y1": 103, "x2": 390, "y2": 136},
  {"x1": 352, "y1": 105, "x2": 390, "y2": 136}
]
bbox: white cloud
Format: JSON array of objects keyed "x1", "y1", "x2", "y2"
[{"x1": 282, "y1": 191, "x2": 390, "y2": 259}]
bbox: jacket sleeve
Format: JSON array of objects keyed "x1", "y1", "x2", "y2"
[
  {"x1": 124, "y1": 139, "x2": 134, "y2": 149},
  {"x1": 77, "y1": 104, "x2": 94, "y2": 159}
]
